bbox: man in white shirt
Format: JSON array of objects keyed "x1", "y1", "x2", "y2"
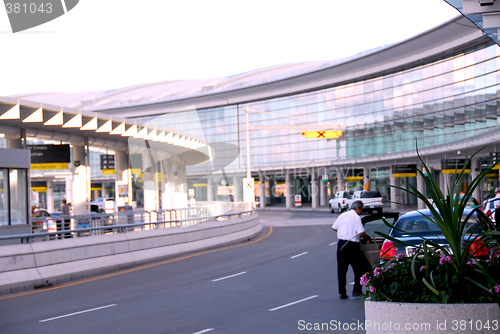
[
  {"x1": 332, "y1": 200, "x2": 372, "y2": 299},
  {"x1": 494, "y1": 187, "x2": 500, "y2": 225}
]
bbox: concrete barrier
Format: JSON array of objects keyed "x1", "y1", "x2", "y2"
[{"x1": 0, "y1": 213, "x2": 262, "y2": 295}]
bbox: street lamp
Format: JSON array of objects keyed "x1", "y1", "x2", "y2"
[
  {"x1": 243, "y1": 105, "x2": 255, "y2": 205},
  {"x1": 244, "y1": 105, "x2": 251, "y2": 179}
]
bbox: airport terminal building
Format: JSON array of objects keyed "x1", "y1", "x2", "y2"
[{"x1": 6, "y1": 14, "x2": 500, "y2": 210}]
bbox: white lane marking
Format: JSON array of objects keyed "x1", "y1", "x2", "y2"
[
  {"x1": 349, "y1": 282, "x2": 355, "y2": 285},
  {"x1": 39, "y1": 304, "x2": 117, "y2": 323},
  {"x1": 212, "y1": 272, "x2": 247, "y2": 282},
  {"x1": 329, "y1": 242, "x2": 337, "y2": 246},
  {"x1": 269, "y1": 295, "x2": 319, "y2": 311},
  {"x1": 192, "y1": 329, "x2": 214, "y2": 334},
  {"x1": 290, "y1": 252, "x2": 308, "y2": 259}
]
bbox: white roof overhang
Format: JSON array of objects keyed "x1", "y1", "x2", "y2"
[{"x1": 0, "y1": 96, "x2": 211, "y2": 166}]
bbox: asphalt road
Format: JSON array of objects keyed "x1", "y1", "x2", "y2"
[{"x1": 0, "y1": 210, "x2": 368, "y2": 334}]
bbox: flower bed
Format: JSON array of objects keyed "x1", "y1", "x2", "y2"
[{"x1": 362, "y1": 251, "x2": 500, "y2": 305}]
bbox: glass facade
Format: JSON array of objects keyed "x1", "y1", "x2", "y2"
[
  {"x1": 137, "y1": 43, "x2": 500, "y2": 175},
  {"x1": 0, "y1": 168, "x2": 28, "y2": 226}
]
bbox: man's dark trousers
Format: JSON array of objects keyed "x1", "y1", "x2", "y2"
[{"x1": 337, "y1": 239, "x2": 371, "y2": 295}]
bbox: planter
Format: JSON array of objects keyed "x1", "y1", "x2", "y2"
[{"x1": 364, "y1": 300, "x2": 500, "y2": 334}]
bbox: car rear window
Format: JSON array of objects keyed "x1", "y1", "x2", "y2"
[
  {"x1": 361, "y1": 191, "x2": 382, "y2": 198},
  {"x1": 393, "y1": 212, "x2": 488, "y2": 237}
]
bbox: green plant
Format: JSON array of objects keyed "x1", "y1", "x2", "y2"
[{"x1": 362, "y1": 146, "x2": 500, "y2": 304}]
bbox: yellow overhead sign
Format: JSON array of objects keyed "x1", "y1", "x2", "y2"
[
  {"x1": 301, "y1": 130, "x2": 343, "y2": 139},
  {"x1": 442, "y1": 169, "x2": 470, "y2": 174},
  {"x1": 31, "y1": 163, "x2": 68, "y2": 170}
]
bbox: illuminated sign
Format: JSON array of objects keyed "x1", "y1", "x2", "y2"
[
  {"x1": 392, "y1": 164, "x2": 417, "y2": 177},
  {"x1": 441, "y1": 159, "x2": 471, "y2": 174},
  {"x1": 300, "y1": 130, "x2": 343, "y2": 139}
]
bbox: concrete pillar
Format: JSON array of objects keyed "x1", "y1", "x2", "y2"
[
  {"x1": 440, "y1": 173, "x2": 448, "y2": 198},
  {"x1": 390, "y1": 165, "x2": 398, "y2": 210},
  {"x1": 143, "y1": 151, "x2": 157, "y2": 211},
  {"x1": 311, "y1": 171, "x2": 318, "y2": 209},
  {"x1": 363, "y1": 167, "x2": 370, "y2": 190},
  {"x1": 70, "y1": 145, "x2": 89, "y2": 215},
  {"x1": 162, "y1": 158, "x2": 174, "y2": 209},
  {"x1": 471, "y1": 158, "x2": 481, "y2": 202},
  {"x1": 337, "y1": 169, "x2": 344, "y2": 192},
  {"x1": 115, "y1": 150, "x2": 132, "y2": 208},
  {"x1": 101, "y1": 182, "x2": 106, "y2": 198},
  {"x1": 175, "y1": 156, "x2": 187, "y2": 208},
  {"x1": 207, "y1": 176, "x2": 214, "y2": 202},
  {"x1": 286, "y1": 170, "x2": 293, "y2": 209},
  {"x1": 417, "y1": 163, "x2": 426, "y2": 210},
  {"x1": 233, "y1": 176, "x2": 241, "y2": 202},
  {"x1": 320, "y1": 177, "x2": 327, "y2": 206},
  {"x1": 46, "y1": 178, "x2": 54, "y2": 213},
  {"x1": 259, "y1": 172, "x2": 266, "y2": 208}
]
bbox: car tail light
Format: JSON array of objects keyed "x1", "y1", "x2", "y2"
[
  {"x1": 380, "y1": 240, "x2": 396, "y2": 260},
  {"x1": 469, "y1": 238, "x2": 488, "y2": 257},
  {"x1": 342, "y1": 200, "x2": 345, "y2": 205},
  {"x1": 486, "y1": 210, "x2": 491, "y2": 217}
]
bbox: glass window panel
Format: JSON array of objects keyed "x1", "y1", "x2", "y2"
[
  {"x1": 413, "y1": 67, "x2": 423, "y2": 81},
  {"x1": 393, "y1": 73, "x2": 403, "y2": 87},
  {"x1": 423, "y1": 65, "x2": 433, "y2": 79},
  {"x1": 465, "y1": 51, "x2": 475, "y2": 67},
  {"x1": 9, "y1": 169, "x2": 27, "y2": 225},
  {"x1": 0, "y1": 169, "x2": 8, "y2": 226},
  {"x1": 365, "y1": 80, "x2": 374, "y2": 93}
]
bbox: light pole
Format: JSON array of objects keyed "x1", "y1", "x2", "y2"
[
  {"x1": 245, "y1": 105, "x2": 251, "y2": 179},
  {"x1": 243, "y1": 106, "x2": 255, "y2": 205}
]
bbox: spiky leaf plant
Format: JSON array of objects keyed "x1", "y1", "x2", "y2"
[{"x1": 362, "y1": 146, "x2": 500, "y2": 305}]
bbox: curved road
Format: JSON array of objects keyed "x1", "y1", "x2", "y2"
[{"x1": 0, "y1": 210, "x2": 367, "y2": 334}]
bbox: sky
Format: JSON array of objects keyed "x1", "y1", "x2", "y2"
[{"x1": 0, "y1": 0, "x2": 460, "y2": 97}]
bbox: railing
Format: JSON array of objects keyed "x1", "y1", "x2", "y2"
[{"x1": 3, "y1": 208, "x2": 256, "y2": 244}]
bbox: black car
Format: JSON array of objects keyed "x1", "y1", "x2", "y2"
[{"x1": 360, "y1": 209, "x2": 495, "y2": 268}]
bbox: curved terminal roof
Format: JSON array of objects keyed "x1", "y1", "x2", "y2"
[
  {"x1": 14, "y1": 15, "x2": 487, "y2": 123},
  {"x1": 13, "y1": 45, "x2": 391, "y2": 113}
]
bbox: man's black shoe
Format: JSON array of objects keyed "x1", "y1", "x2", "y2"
[
  {"x1": 352, "y1": 292, "x2": 364, "y2": 297},
  {"x1": 339, "y1": 294, "x2": 349, "y2": 299}
]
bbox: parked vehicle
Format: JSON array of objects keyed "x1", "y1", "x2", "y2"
[
  {"x1": 350, "y1": 190, "x2": 384, "y2": 214},
  {"x1": 360, "y1": 209, "x2": 495, "y2": 268},
  {"x1": 90, "y1": 197, "x2": 114, "y2": 213},
  {"x1": 328, "y1": 191, "x2": 353, "y2": 213},
  {"x1": 31, "y1": 208, "x2": 57, "y2": 235},
  {"x1": 481, "y1": 198, "x2": 498, "y2": 224}
]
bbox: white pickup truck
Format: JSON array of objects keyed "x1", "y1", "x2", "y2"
[
  {"x1": 350, "y1": 190, "x2": 384, "y2": 214},
  {"x1": 328, "y1": 191, "x2": 353, "y2": 213}
]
